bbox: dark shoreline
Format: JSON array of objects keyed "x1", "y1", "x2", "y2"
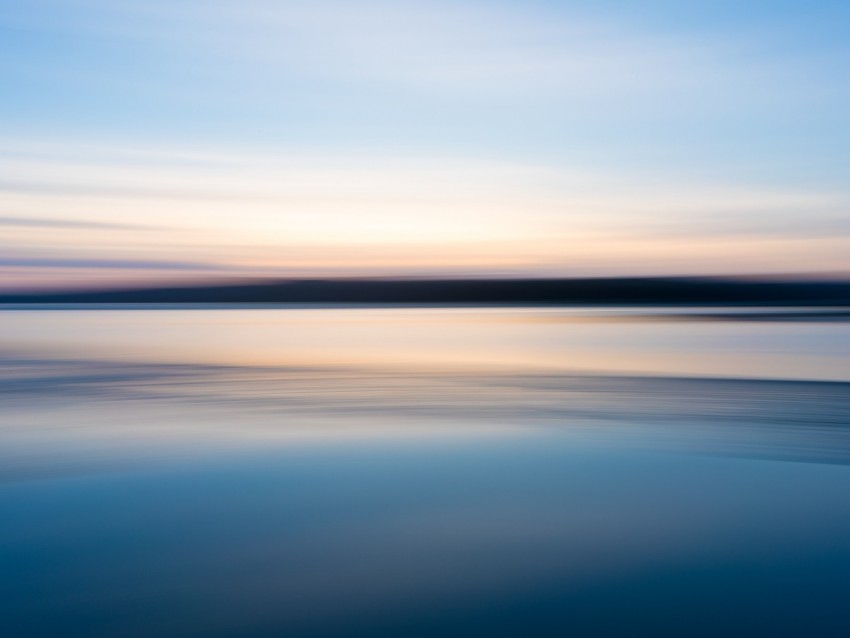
[{"x1": 2, "y1": 276, "x2": 850, "y2": 307}]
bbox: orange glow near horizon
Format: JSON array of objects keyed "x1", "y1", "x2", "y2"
[{"x1": 2, "y1": 141, "x2": 850, "y2": 291}]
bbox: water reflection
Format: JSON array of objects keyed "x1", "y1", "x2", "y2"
[
  {"x1": 2, "y1": 306, "x2": 850, "y2": 380},
  {"x1": 2, "y1": 309, "x2": 850, "y2": 637},
  {"x1": 2, "y1": 351, "x2": 850, "y2": 482},
  {"x1": 3, "y1": 437, "x2": 850, "y2": 638}
]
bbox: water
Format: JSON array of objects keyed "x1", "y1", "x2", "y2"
[{"x1": 2, "y1": 307, "x2": 850, "y2": 637}]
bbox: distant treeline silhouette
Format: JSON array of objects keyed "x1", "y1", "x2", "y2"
[{"x1": 2, "y1": 277, "x2": 850, "y2": 306}]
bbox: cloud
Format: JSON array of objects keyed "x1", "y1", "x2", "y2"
[
  {"x1": 0, "y1": 257, "x2": 225, "y2": 271},
  {"x1": 2, "y1": 139, "x2": 850, "y2": 279},
  {"x1": 0, "y1": 215, "x2": 149, "y2": 230},
  {"x1": 635, "y1": 209, "x2": 850, "y2": 240}
]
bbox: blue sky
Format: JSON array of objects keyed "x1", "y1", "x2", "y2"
[{"x1": 1, "y1": 0, "x2": 849, "y2": 287}]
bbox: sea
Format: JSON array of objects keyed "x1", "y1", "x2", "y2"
[{"x1": 2, "y1": 306, "x2": 850, "y2": 637}]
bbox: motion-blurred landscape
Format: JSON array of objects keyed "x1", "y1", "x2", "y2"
[
  {"x1": 3, "y1": 1, "x2": 850, "y2": 637},
  {"x1": 2, "y1": 275, "x2": 850, "y2": 307}
]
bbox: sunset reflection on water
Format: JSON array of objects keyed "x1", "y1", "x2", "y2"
[{"x1": 2, "y1": 307, "x2": 850, "y2": 638}]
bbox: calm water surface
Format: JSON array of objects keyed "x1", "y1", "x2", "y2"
[{"x1": 1, "y1": 307, "x2": 850, "y2": 637}]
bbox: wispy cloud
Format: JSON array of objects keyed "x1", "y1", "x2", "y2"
[
  {"x1": 0, "y1": 215, "x2": 150, "y2": 230},
  {"x1": 2, "y1": 139, "x2": 849, "y2": 280},
  {"x1": 0, "y1": 257, "x2": 225, "y2": 271}
]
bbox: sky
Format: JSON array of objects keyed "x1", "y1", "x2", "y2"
[{"x1": 1, "y1": 0, "x2": 849, "y2": 289}]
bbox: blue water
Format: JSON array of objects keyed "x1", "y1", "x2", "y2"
[{"x1": 1, "y1": 308, "x2": 850, "y2": 637}]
